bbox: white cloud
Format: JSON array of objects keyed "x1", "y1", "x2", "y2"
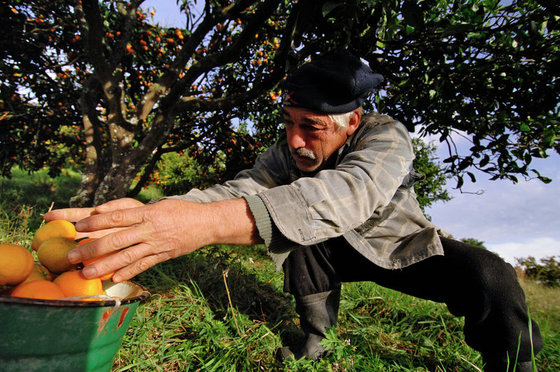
[
  {"x1": 427, "y1": 173, "x2": 560, "y2": 244},
  {"x1": 487, "y1": 237, "x2": 560, "y2": 265}
]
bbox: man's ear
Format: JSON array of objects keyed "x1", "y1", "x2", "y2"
[{"x1": 345, "y1": 109, "x2": 362, "y2": 136}]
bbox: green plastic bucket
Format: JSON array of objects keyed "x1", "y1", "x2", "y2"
[{"x1": 0, "y1": 281, "x2": 149, "y2": 372}]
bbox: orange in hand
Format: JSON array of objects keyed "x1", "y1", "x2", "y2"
[
  {"x1": 77, "y1": 237, "x2": 96, "y2": 246},
  {"x1": 79, "y1": 238, "x2": 115, "y2": 281},
  {"x1": 0, "y1": 243, "x2": 35, "y2": 286},
  {"x1": 83, "y1": 253, "x2": 116, "y2": 281},
  {"x1": 54, "y1": 270, "x2": 103, "y2": 298},
  {"x1": 32, "y1": 219, "x2": 76, "y2": 251},
  {"x1": 11, "y1": 280, "x2": 65, "y2": 300}
]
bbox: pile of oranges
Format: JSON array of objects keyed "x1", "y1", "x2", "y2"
[{"x1": 0, "y1": 220, "x2": 114, "y2": 301}]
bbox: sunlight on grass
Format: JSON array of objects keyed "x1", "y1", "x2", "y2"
[
  {"x1": 521, "y1": 277, "x2": 560, "y2": 333},
  {"x1": 0, "y1": 167, "x2": 81, "y2": 230},
  {"x1": 0, "y1": 169, "x2": 558, "y2": 371}
]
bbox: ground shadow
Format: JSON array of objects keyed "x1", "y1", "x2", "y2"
[
  {"x1": 132, "y1": 245, "x2": 304, "y2": 349},
  {"x1": 130, "y1": 245, "x2": 482, "y2": 371}
]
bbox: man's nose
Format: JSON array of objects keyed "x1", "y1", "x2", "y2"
[{"x1": 287, "y1": 127, "x2": 306, "y2": 149}]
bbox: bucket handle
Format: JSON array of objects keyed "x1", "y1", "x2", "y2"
[{"x1": 59, "y1": 295, "x2": 122, "y2": 312}]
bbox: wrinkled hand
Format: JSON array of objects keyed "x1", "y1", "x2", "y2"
[
  {"x1": 45, "y1": 198, "x2": 145, "y2": 241},
  {"x1": 43, "y1": 197, "x2": 258, "y2": 282}
]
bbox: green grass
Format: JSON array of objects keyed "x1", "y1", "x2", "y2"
[
  {"x1": 0, "y1": 167, "x2": 163, "y2": 231},
  {"x1": 0, "y1": 167, "x2": 82, "y2": 231},
  {"x1": 1, "y1": 169, "x2": 558, "y2": 371},
  {"x1": 110, "y1": 245, "x2": 557, "y2": 371}
]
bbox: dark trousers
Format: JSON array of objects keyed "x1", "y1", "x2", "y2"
[{"x1": 282, "y1": 236, "x2": 543, "y2": 362}]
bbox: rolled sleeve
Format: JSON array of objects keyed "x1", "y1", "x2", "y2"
[{"x1": 244, "y1": 194, "x2": 295, "y2": 252}]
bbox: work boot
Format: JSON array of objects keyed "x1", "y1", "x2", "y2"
[
  {"x1": 482, "y1": 355, "x2": 538, "y2": 372},
  {"x1": 277, "y1": 287, "x2": 341, "y2": 361}
]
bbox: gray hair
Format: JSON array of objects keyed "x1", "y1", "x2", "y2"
[{"x1": 328, "y1": 108, "x2": 363, "y2": 129}]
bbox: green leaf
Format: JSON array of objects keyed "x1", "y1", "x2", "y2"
[{"x1": 322, "y1": 2, "x2": 343, "y2": 17}]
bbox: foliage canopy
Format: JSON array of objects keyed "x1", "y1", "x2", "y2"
[{"x1": 1, "y1": 0, "x2": 558, "y2": 206}]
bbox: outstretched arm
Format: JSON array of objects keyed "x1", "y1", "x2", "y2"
[{"x1": 44, "y1": 197, "x2": 261, "y2": 282}]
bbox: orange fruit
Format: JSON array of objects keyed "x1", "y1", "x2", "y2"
[
  {"x1": 37, "y1": 237, "x2": 78, "y2": 273},
  {"x1": 31, "y1": 219, "x2": 76, "y2": 251},
  {"x1": 0, "y1": 243, "x2": 35, "y2": 286},
  {"x1": 21, "y1": 262, "x2": 53, "y2": 284},
  {"x1": 54, "y1": 270, "x2": 103, "y2": 298},
  {"x1": 77, "y1": 237, "x2": 97, "y2": 245},
  {"x1": 79, "y1": 238, "x2": 115, "y2": 281},
  {"x1": 11, "y1": 280, "x2": 65, "y2": 300},
  {"x1": 83, "y1": 253, "x2": 115, "y2": 281}
]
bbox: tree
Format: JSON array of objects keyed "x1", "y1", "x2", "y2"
[
  {"x1": 366, "y1": 0, "x2": 560, "y2": 189},
  {"x1": 1, "y1": 0, "x2": 558, "y2": 206},
  {"x1": 516, "y1": 256, "x2": 560, "y2": 287},
  {"x1": 460, "y1": 238, "x2": 486, "y2": 249},
  {"x1": 412, "y1": 138, "x2": 451, "y2": 213},
  {"x1": 2, "y1": 0, "x2": 298, "y2": 206},
  {"x1": 1, "y1": 2, "x2": 84, "y2": 177}
]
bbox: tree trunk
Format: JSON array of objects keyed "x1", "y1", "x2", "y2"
[
  {"x1": 70, "y1": 92, "x2": 105, "y2": 207},
  {"x1": 92, "y1": 162, "x2": 139, "y2": 205}
]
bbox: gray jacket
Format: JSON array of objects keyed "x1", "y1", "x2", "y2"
[{"x1": 170, "y1": 113, "x2": 447, "y2": 269}]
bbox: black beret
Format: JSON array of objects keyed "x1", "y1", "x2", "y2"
[{"x1": 282, "y1": 50, "x2": 384, "y2": 114}]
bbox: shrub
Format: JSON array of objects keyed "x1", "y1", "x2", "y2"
[
  {"x1": 516, "y1": 256, "x2": 560, "y2": 288},
  {"x1": 153, "y1": 151, "x2": 220, "y2": 196}
]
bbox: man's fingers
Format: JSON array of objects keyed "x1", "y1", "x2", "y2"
[
  {"x1": 79, "y1": 243, "x2": 172, "y2": 282},
  {"x1": 75, "y1": 226, "x2": 129, "y2": 241},
  {"x1": 43, "y1": 198, "x2": 144, "y2": 225},
  {"x1": 75, "y1": 206, "x2": 146, "y2": 232},
  {"x1": 113, "y1": 250, "x2": 174, "y2": 282},
  {"x1": 68, "y1": 225, "x2": 145, "y2": 264},
  {"x1": 43, "y1": 207, "x2": 97, "y2": 223},
  {"x1": 95, "y1": 198, "x2": 144, "y2": 213}
]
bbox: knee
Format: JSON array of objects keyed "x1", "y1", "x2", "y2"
[
  {"x1": 443, "y1": 238, "x2": 519, "y2": 295},
  {"x1": 462, "y1": 247, "x2": 519, "y2": 298}
]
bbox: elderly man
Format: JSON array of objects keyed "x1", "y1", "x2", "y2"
[{"x1": 45, "y1": 51, "x2": 542, "y2": 371}]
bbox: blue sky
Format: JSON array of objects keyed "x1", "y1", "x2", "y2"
[
  {"x1": 142, "y1": 1, "x2": 189, "y2": 27},
  {"x1": 141, "y1": 1, "x2": 559, "y2": 265},
  {"x1": 425, "y1": 134, "x2": 560, "y2": 264}
]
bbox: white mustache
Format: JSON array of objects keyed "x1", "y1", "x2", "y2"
[{"x1": 292, "y1": 147, "x2": 316, "y2": 160}]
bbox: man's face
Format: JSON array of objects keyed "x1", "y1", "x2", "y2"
[{"x1": 283, "y1": 107, "x2": 359, "y2": 173}]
